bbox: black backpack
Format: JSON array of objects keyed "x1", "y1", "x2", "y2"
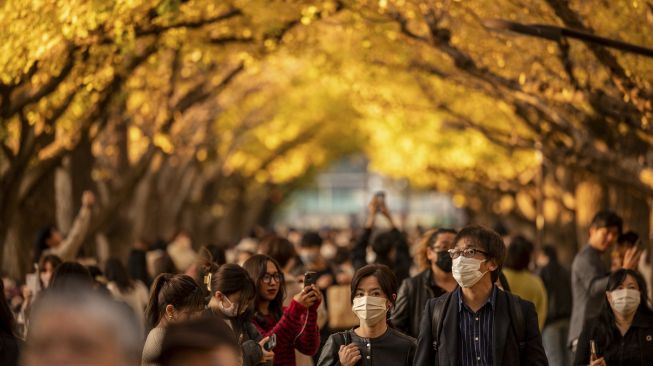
[{"x1": 430, "y1": 290, "x2": 526, "y2": 364}]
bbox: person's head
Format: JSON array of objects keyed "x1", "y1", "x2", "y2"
[
  {"x1": 202, "y1": 244, "x2": 227, "y2": 266},
  {"x1": 22, "y1": 288, "x2": 141, "y2": 366},
  {"x1": 371, "y1": 230, "x2": 402, "y2": 264},
  {"x1": 105, "y1": 258, "x2": 134, "y2": 293},
  {"x1": 604, "y1": 269, "x2": 648, "y2": 317},
  {"x1": 243, "y1": 255, "x2": 285, "y2": 319},
  {"x1": 450, "y1": 225, "x2": 506, "y2": 288},
  {"x1": 49, "y1": 262, "x2": 94, "y2": 290},
  {"x1": 155, "y1": 315, "x2": 241, "y2": 366},
  {"x1": 0, "y1": 279, "x2": 16, "y2": 338},
  {"x1": 350, "y1": 264, "x2": 398, "y2": 327},
  {"x1": 299, "y1": 231, "x2": 323, "y2": 265},
  {"x1": 536, "y1": 245, "x2": 558, "y2": 267},
  {"x1": 145, "y1": 274, "x2": 206, "y2": 331},
  {"x1": 588, "y1": 210, "x2": 623, "y2": 252},
  {"x1": 504, "y1": 235, "x2": 534, "y2": 271},
  {"x1": 34, "y1": 226, "x2": 63, "y2": 264},
  {"x1": 235, "y1": 238, "x2": 258, "y2": 266},
  {"x1": 207, "y1": 263, "x2": 256, "y2": 319},
  {"x1": 39, "y1": 255, "x2": 62, "y2": 288},
  {"x1": 419, "y1": 228, "x2": 457, "y2": 273},
  {"x1": 258, "y1": 236, "x2": 296, "y2": 272}
]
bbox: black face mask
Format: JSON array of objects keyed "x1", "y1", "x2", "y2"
[{"x1": 435, "y1": 250, "x2": 452, "y2": 273}]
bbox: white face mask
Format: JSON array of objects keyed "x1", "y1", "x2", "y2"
[
  {"x1": 452, "y1": 256, "x2": 488, "y2": 288},
  {"x1": 609, "y1": 288, "x2": 640, "y2": 316},
  {"x1": 218, "y1": 295, "x2": 238, "y2": 318},
  {"x1": 352, "y1": 296, "x2": 388, "y2": 326}
]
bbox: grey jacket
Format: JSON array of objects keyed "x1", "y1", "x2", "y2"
[{"x1": 568, "y1": 245, "x2": 610, "y2": 345}]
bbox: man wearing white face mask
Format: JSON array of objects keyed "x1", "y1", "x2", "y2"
[
  {"x1": 573, "y1": 269, "x2": 653, "y2": 366},
  {"x1": 317, "y1": 264, "x2": 416, "y2": 366},
  {"x1": 414, "y1": 225, "x2": 548, "y2": 366}
]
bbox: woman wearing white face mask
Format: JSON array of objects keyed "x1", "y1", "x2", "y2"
[
  {"x1": 573, "y1": 269, "x2": 653, "y2": 366},
  {"x1": 204, "y1": 263, "x2": 275, "y2": 366},
  {"x1": 317, "y1": 264, "x2": 416, "y2": 366}
]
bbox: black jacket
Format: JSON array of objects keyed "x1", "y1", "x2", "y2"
[
  {"x1": 391, "y1": 269, "x2": 446, "y2": 338},
  {"x1": 573, "y1": 309, "x2": 653, "y2": 365},
  {"x1": 206, "y1": 309, "x2": 268, "y2": 366},
  {"x1": 317, "y1": 327, "x2": 416, "y2": 366},
  {"x1": 414, "y1": 289, "x2": 548, "y2": 366},
  {"x1": 0, "y1": 334, "x2": 20, "y2": 366},
  {"x1": 537, "y1": 260, "x2": 572, "y2": 326}
]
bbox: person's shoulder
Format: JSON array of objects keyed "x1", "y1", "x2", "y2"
[
  {"x1": 388, "y1": 328, "x2": 417, "y2": 344},
  {"x1": 425, "y1": 290, "x2": 454, "y2": 310}
]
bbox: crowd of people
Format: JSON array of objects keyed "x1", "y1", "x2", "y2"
[{"x1": 1, "y1": 192, "x2": 653, "y2": 366}]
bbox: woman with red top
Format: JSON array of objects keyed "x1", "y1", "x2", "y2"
[{"x1": 243, "y1": 254, "x2": 322, "y2": 366}]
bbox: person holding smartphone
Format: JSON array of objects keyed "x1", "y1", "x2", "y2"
[
  {"x1": 243, "y1": 254, "x2": 322, "y2": 366},
  {"x1": 573, "y1": 269, "x2": 653, "y2": 365}
]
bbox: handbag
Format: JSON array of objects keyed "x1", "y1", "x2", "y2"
[{"x1": 326, "y1": 285, "x2": 359, "y2": 330}]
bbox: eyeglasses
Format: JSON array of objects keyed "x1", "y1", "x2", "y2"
[
  {"x1": 448, "y1": 248, "x2": 489, "y2": 259},
  {"x1": 262, "y1": 272, "x2": 282, "y2": 284}
]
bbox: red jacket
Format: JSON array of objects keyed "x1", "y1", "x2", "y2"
[{"x1": 253, "y1": 299, "x2": 320, "y2": 366}]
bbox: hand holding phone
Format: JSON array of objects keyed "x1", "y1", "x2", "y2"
[
  {"x1": 304, "y1": 271, "x2": 318, "y2": 288},
  {"x1": 263, "y1": 334, "x2": 277, "y2": 351}
]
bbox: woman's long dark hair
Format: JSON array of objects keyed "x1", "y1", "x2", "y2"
[
  {"x1": 144, "y1": 274, "x2": 206, "y2": 332},
  {"x1": 105, "y1": 258, "x2": 135, "y2": 293},
  {"x1": 205, "y1": 263, "x2": 256, "y2": 318},
  {"x1": 243, "y1": 254, "x2": 286, "y2": 325},
  {"x1": 0, "y1": 280, "x2": 17, "y2": 338},
  {"x1": 350, "y1": 264, "x2": 398, "y2": 325},
  {"x1": 592, "y1": 269, "x2": 651, "y2": 351}
]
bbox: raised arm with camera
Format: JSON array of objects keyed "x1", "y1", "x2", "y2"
[{"x1": 352, "y1": 194, "x2": 411, "y2": 283}]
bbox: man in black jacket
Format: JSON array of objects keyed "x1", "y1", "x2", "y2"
[
  {"x1": 390, "y1": 228, "x2": 457, "y2": 338},
  {"x1": 414, "y1": 225, "x2": 548, "y2": 366}
]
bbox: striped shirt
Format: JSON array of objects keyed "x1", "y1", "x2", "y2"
[{"x1": 457, "y1": 286, "x2": 497, "y2": 366}]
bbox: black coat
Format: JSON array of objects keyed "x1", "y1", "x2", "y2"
[
  {"x1": 317, "y1": 328, "x2": 416, "y2": 366},
  {"x1": 390, "y1": 269, "x2": 445, "y2": 338},
  {"x1": 414, "y1": 289, "x2": 548, "y2": 366},
  {"x1": 573, "y1": 308, "x2": 653, "y2": 366}
]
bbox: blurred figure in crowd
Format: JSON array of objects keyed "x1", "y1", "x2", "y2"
[
  {"x1": 611, "y1": 231, "x2": 639, "y2": 272},
  {"x1": 573, "y1": 269, "x2": 653, "y2": 365},
  {"x1": 536, "y1": 245, "x2": 572, "y2": 366},
  {"x1": 298, "y1": 232, "x2": 335, "y2": 293},
  {"x1": 569, "y1": 211, "x2": 640, "y2": 351},
  {"x1": 155, "y1": 315, "x2": 242, "y2": 366},
  {"x1": 21, "y1": 288, "x2": 141, "y2": 366},
  {"x1": 503, "y1": 235, "x2": 548, "y2": 329},
  {"x1": 353, "y1": 195, "x2": 411, "y2": 283},
  {"x1": 391, "y1": 228, "x2": 457, "y2": 338},
  {"x1": 32, "y1": 190, "x2": 95, "y2": 264},
  {"x1": 318, "y1": 264, "x2": 416, "y2": 366},
  {"x1": 143, "y1": 274, "x2": 206, "y2": 366},
  {"x1": 0, "y1": 279, "x2": 20, "y2": 366},
  {"x1": 105, "y1": 258, "x2": 149, "y2": 332}
]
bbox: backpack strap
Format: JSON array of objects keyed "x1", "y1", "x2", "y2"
[
  {"x1": 505, "y1": 291, "x2": 526, "y2": 360},
  {"x1": 431, "y1": 292, "x2": 453, "y2": 353}
]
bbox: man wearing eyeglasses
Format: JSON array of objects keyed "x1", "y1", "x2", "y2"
[{"x1": 414, "y1": 225, "x2": 548, "y2": 366}]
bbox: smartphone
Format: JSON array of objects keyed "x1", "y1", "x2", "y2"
[
  {"x1": 590, "y1": 340, "x2": 598, "y2": 359},
  {"x1": 304, "y1": 271, "x2": 318, "y2": 288},
  {"x1": 264, "y1": 333, "x2": 277, "y2": 351},
  {"x1": 374, "y1": 191, "x2": 385, "y2": 212}
]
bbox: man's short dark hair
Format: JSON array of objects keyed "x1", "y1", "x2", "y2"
[
  {"x1": 300, "y1": 232, "x2": 322, "y2": 248},
  {"x1": 156, "y1": 315, "x2": 240, "y2": 365},
  {"x1": 427, "y1": 228, "x2": 457, "y2": 249},
  {"x1": 259, "y1": 235, "x2": 296, "y2": 268},
  {"x1": 453, "y1": 225, "x2": 506, "y2": 283},
  {"x1": 590, "y1": 210, "x2": 623, "y2": 233}
]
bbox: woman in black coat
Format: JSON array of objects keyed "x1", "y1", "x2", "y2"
[{"x1": 574, "y1": 269, "x2": 653, "y2": 366}]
